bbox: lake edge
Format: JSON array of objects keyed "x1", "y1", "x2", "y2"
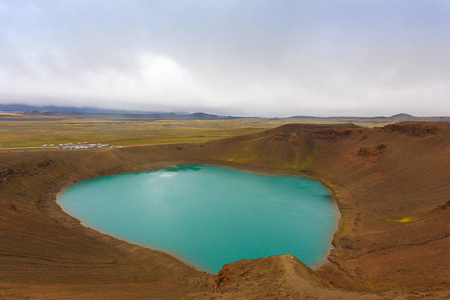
[{"x1": 57, "y1": 163, "x2": 340, "y2": 274}]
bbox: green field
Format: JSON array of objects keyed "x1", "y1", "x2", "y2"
[
  {"x1": 0, "y1": 116, "x2": 401, "y2": 149},
  {"x1": 0, "y1": 118, "x2": 269, "y2": 148}
]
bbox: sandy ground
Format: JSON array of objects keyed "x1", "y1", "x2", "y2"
[{"x1": 0, "y1": 122, "x2": 449, "y2": 299}]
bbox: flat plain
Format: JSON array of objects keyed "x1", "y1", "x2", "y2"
[{"x1": 0, "y1": 113, "x2": 439, "y2": 148}]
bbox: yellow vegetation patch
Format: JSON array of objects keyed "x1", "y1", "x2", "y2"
[
  {"x1": 335, "y1": 216, "x2": 349, "y2": 235},
  {"x1": 298, "y1": 150, "x2": 316, "y2": 171},
  {"x1": 240, "y1": 136, "x2": 267, "y2": 143},
  {"x1": 225, "y1": 155, "x2": 257, "y2": 164},
  {"x1": 323, "y1": 180, "x2": 336, "y2": 188},
  {"x1": 385, "y1": 216, "x2": 413, "y2": 223},
  {"x1": 396, "y1": 217, "x2": 412, "y2": 222}
]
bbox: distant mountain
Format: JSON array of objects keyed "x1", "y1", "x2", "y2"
[
  {"x1": 391, "y1": 113, "x2": 413, "y2": 118},
  {"x1": 289, "y1": 113, "x2": 416, "y2": 120},
  {"x1": 289, "y1": 113, "x2": 449, "y2": 123},
  {"x1": 1, "y1": 103, "x2": 448, "y2": 122},
  {"x1": 0, "y1": 103, "x2": 161, "y2": 115},
  {"x1": 0, "y1": 103, "x2": 238, "y2": 120}
]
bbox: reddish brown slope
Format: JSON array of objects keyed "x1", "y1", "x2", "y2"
[
  {"x1": 198, "y1": 122, "x2": 450, "y2": 292},
  {"x1": 0, "y1": 150, "x2": 214, "y2": 299},
  {"x1": 0, "y1": 122, "x2": 448, "y2": 299}
]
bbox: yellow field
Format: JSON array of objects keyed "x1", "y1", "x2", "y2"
[{"x1": 0, "y1": 117, "x2": 390, "y2": 149}]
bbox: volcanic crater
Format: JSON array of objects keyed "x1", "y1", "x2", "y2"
[{"x1": 0, "y1": 122, "x2": 449, "y2": 299}]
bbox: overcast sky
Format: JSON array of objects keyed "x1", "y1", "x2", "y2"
[{"x1": 1, "y1": 0, "x2": 449, "y2": 117}]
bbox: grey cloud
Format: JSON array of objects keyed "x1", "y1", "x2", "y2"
[{"x1": 0, "y1": 0, "x2": 449, "y2": 117}]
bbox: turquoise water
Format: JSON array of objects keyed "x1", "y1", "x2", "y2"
[{"x1": 58, "y1": 164, "x2": 337, "y2": 273}]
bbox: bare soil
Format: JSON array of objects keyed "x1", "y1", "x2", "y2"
[{"x1": 0, "y1": 122, "x2": 448, "y2": 299}]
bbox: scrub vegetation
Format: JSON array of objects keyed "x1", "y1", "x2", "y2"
[
  {"x1": 385, "y1": 217, "x2": 413, "y2": 223},
  {"x1": 0, "y1": 115, "x2": 417, "y2": 148},
  {"x1": 0, "y1": 118, "x2": 266, "y2": 148}
]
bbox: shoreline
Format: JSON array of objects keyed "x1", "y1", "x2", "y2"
[
  {"x1": 2, "y1": 122, "x2": 448, "y2": 298},
  {"x1": 55, "y1": 172, "x2": 214, "y2": 276},
  {"x1": 55, "y1": 162, "x2": 340, "y2": 273},
  {"x1": 58, "y1": 199, "x2": 214, "y2": 275}
]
